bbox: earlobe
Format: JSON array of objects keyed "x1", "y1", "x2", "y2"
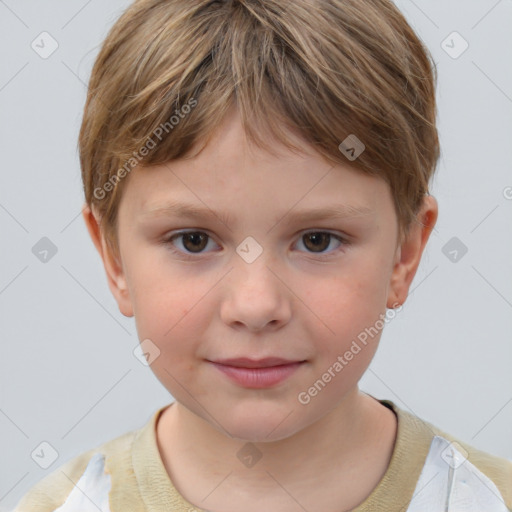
[
  {"x1": 82, "y1": 203, "x2": 134, "y2": 318},
  {"x1": 386, "y1": 195, "x2": 438, "y2": 308}
]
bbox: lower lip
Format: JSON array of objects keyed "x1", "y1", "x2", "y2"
[{"x1": 210, "y1": 362, "x2": 304, "y2": 388}]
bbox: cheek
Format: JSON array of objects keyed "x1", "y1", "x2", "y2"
[
  {"x1": 132, "y1": 290, "x2": 209, "y2": 383},
  {"x1": 301, "y1": 262, "x2": 390, "y2": 350},
  {"x1": 307, "y1": 269, "x2": 387, "y2": 326},
  {"x1": 297, "y1": 274, "x2": 387, "y2": 404},
  {"x1": 124, "y1": 254, "x2": 208, "y2": 350},
  {"x1": 135, "y1": 291, "x2": 203, "y2": 345}
]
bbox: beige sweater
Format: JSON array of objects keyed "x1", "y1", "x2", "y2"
[{"x1": 13, "y1": 399, "x2": 512, "y2": 511}]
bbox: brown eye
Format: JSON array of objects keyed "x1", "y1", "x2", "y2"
[
  {"x1": 165, "y1": 231, "x2": 214, "y2": 256},
  {"x1": 296, "y1": 231, "x2": 346, "y2": 257},
  {"x1": 302, "y1": 232, "x2": 332, "y2": 252},
  {"x1": 180, "y1": 232, "x2": 209, "y2": 253}
]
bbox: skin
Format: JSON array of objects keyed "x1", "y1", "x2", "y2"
[{"x1": 84, "y1": 105, "x2": 437, "y2": 512}]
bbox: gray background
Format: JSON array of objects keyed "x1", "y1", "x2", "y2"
[{"x1": 1, "y1": 0, "x2": 511, "y2": 509}]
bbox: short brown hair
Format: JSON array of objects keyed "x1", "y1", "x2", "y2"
[{"x1": 79, "y1": 0, "x2": 440, "y2": 255}]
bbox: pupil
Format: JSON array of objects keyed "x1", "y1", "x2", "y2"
[
  {"x1": 305, "y1": 233, "x2": 328, "y2": 252},
  {"x1": 184, "y1": 232, "x2": 207, "y2": 252}
]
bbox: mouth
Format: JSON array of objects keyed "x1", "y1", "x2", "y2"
[
  {"x1": 207, "y1": 357, "x2": 307, "y2": 388},
  {"x1": 211, "y1": 357, "x2": 306, "y2": 368}
]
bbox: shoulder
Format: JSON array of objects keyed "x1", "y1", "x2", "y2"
[
  {"x1": 388, "y1": 401, "x2": 512, "y2": 510},
  {"x1": 429, "y1": 423, "x2": 512, "y2": 508},
  {"x1": 12, "y1": 428, "x2": 137, "y2": 512}
]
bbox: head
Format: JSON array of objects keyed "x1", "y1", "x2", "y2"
[{"x1": 81, "y1": 0, "x2": 439, "y2": 441}]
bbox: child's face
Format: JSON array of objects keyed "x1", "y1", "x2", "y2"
[{"x1": 91, "y1": 108, "x2": 432, "y2": 442}]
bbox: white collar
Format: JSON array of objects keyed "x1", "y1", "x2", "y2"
[{"x1": 406, "y1": 435, "x2": 509, "y2": 511}]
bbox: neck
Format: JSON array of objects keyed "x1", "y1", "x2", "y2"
[{"x1": 156, "y1": 390, "x2": 397, "y2": 511}]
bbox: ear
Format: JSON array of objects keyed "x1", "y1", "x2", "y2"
[
  {"x1": 386, "y1": 195, "x2": 438, "y2": 308},
  {"x1": 82, "y1": 203, "x2": 134, "y2": 317}
]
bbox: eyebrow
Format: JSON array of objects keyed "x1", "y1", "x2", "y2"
[{"x1": 141, "y1": 200, "x2": 373, "y2": 230}]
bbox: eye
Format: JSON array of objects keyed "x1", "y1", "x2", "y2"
[
  {"x1": 295, "y1": 231, "x2": 347, "y2": 257},
  {"x1": 163, "y1": 230, "x2": 348, "y2": 259},
  {"x1": 164, "y1": 231, "x2": 218, "y2": 258}
]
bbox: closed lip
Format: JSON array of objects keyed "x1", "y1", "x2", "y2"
[{"x1": 209, "y1": 357, "x2": 306, "y2": 368}]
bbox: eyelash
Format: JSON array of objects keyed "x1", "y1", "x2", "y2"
[{"x1": 162, "y1": 230, "x2": 350, "y2": 260}]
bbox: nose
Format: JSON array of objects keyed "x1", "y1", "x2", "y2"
[{"x1": 219, "y1": 253, "x2": 292, "y2": 332}]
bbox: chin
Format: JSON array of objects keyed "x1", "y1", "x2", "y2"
[
  {"x1": 227, "y1": 424, "x2": 296, "y2": 444},
  {"x1": 217, "y1": 405, "x2": 305, "y2": 444}
]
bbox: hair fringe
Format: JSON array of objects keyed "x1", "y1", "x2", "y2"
[{"x1": 79, "y1": 0, "x2": 440, "y2": 253}]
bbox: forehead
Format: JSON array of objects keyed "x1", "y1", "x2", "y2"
[
  {"x1": 118, "y1": 108, "x2": 395, "y2": 229},
  {"x1": 119, "y1": 166, "x2": 394, "y2": 242}
]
